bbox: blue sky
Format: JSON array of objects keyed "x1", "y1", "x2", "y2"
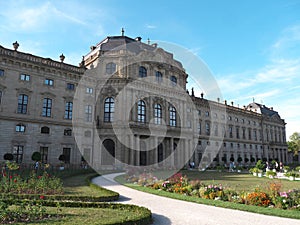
[{"x1": 1, "y1": 0, "x2": 300, "y2": 139}]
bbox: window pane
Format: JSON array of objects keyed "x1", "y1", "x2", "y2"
[
  {"x1": 104, "y1": 97, "x2": 114, "y2": 122},
  {"x1": 139, "y1": 66, "x2": 147, "y2": 78}
]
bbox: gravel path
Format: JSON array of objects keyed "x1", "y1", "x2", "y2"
[{"x1": 92, "y1": 173, "x2": 300, "y2": 225}]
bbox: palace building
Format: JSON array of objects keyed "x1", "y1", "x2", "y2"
[{"x1": 0, "y1": 34, "x2": 289, "y2": 170}]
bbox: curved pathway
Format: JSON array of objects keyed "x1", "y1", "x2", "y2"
[{"x1": 92, "y1": 173, "x2": 299, "y2": 225}]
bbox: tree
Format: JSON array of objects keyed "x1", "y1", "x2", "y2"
[{"x1": 287, "y1": 132, "x2": 300, "y2": 156}]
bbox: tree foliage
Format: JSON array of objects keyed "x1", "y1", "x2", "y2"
[{"x1": 287, "y1": 132, "x2": 300, "y2": 155}]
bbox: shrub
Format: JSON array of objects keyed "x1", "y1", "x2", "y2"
[{"x1": 246, "y1": 191, "x2": 271, "y2": 207}]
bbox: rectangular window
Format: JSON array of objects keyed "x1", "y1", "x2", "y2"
[
  {"x1": 205, "y1": 122, "x2": 210, "y2": 135},
  {"x1": 86, "y1": 87, "x2": 93, "y2": 94},
  {"x1": 0, "y1": 91, "x2": 2, "y2": 104},
  {"x1": 20, "y1": 74, "x2": 30, "y2": 81},
  {"x1": 67, "y1": 83, "x2": 75, "y2": 90},
  {"x1": 229, "y1": 126, "x2": 233, "y2": 138},
  {"x1": 40, "y1": 147, "x2": 48, "y2": 163},
  {"x1": 0, "y1": 69, "x2": 4, "y2": 76},
  {"x1": 16, "y1": 124, "x2": 26, "y2": 132},
  {"x1": 42, "y1": 98, "x2": 52, "y2": 117},
  {"x1": 17, "y1": 94, "x2": 28, "y2": 114},
  {"x1": 236, "y1": 127, "x2": 240, "y2": 139},
  {"x1": 64, "y1": 102, "x2": 73, "y2": 119},
  {"x1": 63, "y1": 148, "x2": 71, "y2": 164},
  {"x1": 198, "y1": 122, "x2": 201, "y2": 134},
  {"x1": 45, "y1": 78, "x2": 54, "y2": 86},
  {"x1": 85, "y1": 105, "x2": 92, "y2": 122},
  {"x1": 13, "y1": 145, "x2": 23, "y2": 163}
]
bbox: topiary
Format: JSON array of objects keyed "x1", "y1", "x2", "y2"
[
  {"x1": 3, "y1": 153, "x2": 13, "y2": 161},
  {"x1": 31, "y1": 152, "x2": 41, "y2": 162}
]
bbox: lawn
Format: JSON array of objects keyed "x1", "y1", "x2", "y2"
[{"x1": 180, "y1": 170, "x2": 299, "y2": 192}]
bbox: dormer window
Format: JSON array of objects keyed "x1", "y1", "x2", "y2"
[{"x1": 106, "y1": 62, "x2": 116, "y2": 75}]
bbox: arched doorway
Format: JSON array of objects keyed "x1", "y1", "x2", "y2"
[{"x1": 102, "y1": 139, "x2": 115, "y2": 165}]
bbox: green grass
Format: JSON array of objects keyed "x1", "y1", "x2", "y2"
[
  {"x1": 13, "y1": 206, "x2": 150, "y2": 225},
  {"x1": 115, "y1": 171, "x2": 300, "y2": 220},
  {"x1": 181, "y1": 170, "x2": 299, "y2": 192}
]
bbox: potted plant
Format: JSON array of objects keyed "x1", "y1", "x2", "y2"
[
  {"x1": 283, "y1": 165, "x2": 290, "y2": 173},
  {"x1": 249, "y1": 167, "x2": 260, "y2": 176},
  {"x1": 236, "y1": 166, "x2": 243, "y2": 173},
  {"x1": 266, "y1": 170, "x2": 277, "y2": 179},
  {"x1": 284, "y1": 170, "x2": 299, "y2": 181}
]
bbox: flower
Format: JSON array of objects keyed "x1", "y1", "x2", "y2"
[{"x1": 40, "y1": 195, "x2": 45, "y2": 199}]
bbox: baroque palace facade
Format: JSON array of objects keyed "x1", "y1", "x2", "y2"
[{"x1": 0, "y1": 34, "x2": 289, "y2": 169}]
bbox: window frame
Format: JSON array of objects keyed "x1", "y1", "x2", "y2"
[
  {"x1": 44, "y1": 78, "x2": 54, "y2": 86},
  {"x1": 85, "y1": 105, "x2": 93, "y2": 122},
  {"x1": 137, "y1": 100, "x2": 146, "y2": 123},
  {"x1": 139, "y1": 66, "x2": 147, "y2": 78},
  {"x1": 20, "y1": 74, "x2": 30, "y2": 81},
  {"x1": 13, "y1": 145, "x2": 23, "y2": 163},
  {"x1": 64, "y1": 102, "x2": 73, "y2": 119},
  {"x1": 41, "y1": 126, "x2": 50, "y2": 134},
  {"x1": 170, "y1": 75, "x2": 177, "y2": 86},
  {"x1": 17, "y1": 94, "x2": 28, "y2": 114},
  {"x1": 154, "y1": 103, "x2": 162, "y2": 125},
  {"x1": 106, "y1": 62, "x2": 117, "y2": 75},
  {"x1": 66, "y1": 83, "x2": 75, "y2": 90},
  {"x1": 16, "y1": 124, "x2": 26, "y2": 133},
  {"x1": 104, "y1": 97, "x2": 114, "y2": 122},
  {"x1": 42, "y1": 98, "x2": 52, "y2": 117},
  {"x1": 155, "y1": 71, "x2": 163, "y2": 83},
  {"x1": 0, "y1": 69, "x2": 4, "y2": 76},
  {"x1": 169, "y1": 105, "x2": 177, "y2": 127}
]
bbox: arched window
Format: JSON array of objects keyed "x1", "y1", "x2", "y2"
[
  {"x1": 106, "y1": 62, "x2": 116, "y2": 75},
  {"x1": 137, "y1": 100, "x2": 146, "y2": 123},
  {"x1": 64, "y1": 128, "x2": 72, "y2": 136},
  {"x1": 155, "y1": 71, "x2": 163, "y2": 83},
  {"x1": 64, "y1": 102, "x2": 73, "y2": 119},
  {"x1": 16, "y1": 124, "x2": 26, "y2": 132},
  {"x1": 41, "y1": 126, "x2": 50, "y2": 134},
  {"x1": 104, "y1": 97, "x2": 114, "y2": 122},
  {"x1": 17, "y1": 94, "x2": 28, "y2": 114},
  {"x1": 42, "y1": 98, "x2": 52, "y2": 117},
  {"x1": 170, "y1": 75, "x2": 177, "y2": 86},
  {"x1": 139, "y1": 66, "x2": 147, "y2": 77},
  {"x1": 154, "y1": 103, "x2": 162, "y2": 124},
  {"x1": 169, "y1": 105, "x2": 176, "y2": 127}
]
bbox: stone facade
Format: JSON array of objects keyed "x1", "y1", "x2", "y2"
[{"x1": 0, "y1": 35, "x2": 289, "y2": 170}]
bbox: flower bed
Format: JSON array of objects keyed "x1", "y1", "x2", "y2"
[{"x1": 129, "y1": 172, "x2": 300, "y2": 211}]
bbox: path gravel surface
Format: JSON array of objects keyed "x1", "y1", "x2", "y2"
[{"x1": 92, "y1": 173, "x2": 300, "y2": 225}]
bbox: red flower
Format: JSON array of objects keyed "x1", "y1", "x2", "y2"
[
  {"x1": 40, "y1": 195, "x2": 45, "y2": 199},
  {"x1": 14, "y1": 179, "x2": 17, "y2": 183},
  {"x1": 9, "y1": 175, "x2": 12, "y2": 179}
]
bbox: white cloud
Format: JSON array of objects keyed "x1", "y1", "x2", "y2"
[{"x1": 146, "y1": 24, "x2": 157, "y2": 29}]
